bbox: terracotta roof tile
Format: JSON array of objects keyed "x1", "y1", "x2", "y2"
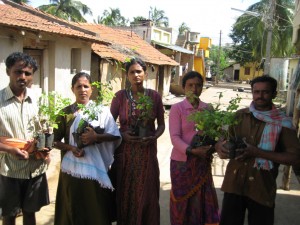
[
  {"x1": 0, "y1": 1, "x2": 108, "y2": 44},
  {"x1": 78, "y1": 23, "x2": 178, "y2": 66},
  {"x1": 0, "y1": 0, "x2": 177, "y2": 66}
]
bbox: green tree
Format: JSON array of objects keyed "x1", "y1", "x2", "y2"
[
  {"x1": 38, "y1": 0, "x2": 92, "y2": 22},
  {"x1": 95, "y1": 8, "x2": 128, "y2": 26},
  {"x1": 178, "y1": 22, "x2": 190, "y2": 35},
  {"x1": 229, "y1": 0, "x2": 295, "y2": 65},
  {"x1": 150, "y1": 6, "x2": 169, "y2": 27},
  {"x1": 209, "y1": 45, "x2": 231, "y2": 77},
  {"x1": 131, "y1": 16, "x2": 147, "y2": 25}
]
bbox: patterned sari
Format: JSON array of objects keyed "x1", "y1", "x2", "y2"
[
  {"x1": 170, "y1": 155, "x2": 220, "y2": 225},
  {"x1": 110, "y1": 89, "x2": 165, "y2": 225}
]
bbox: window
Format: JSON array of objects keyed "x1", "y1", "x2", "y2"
[
  {"x1": 71, "y1": 48, "x2": 81, "y2": 74},
  {"x1": 245, "y1": 67, "x2": 250, "y2": 75}
]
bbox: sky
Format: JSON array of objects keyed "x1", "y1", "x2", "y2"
[{"x1": 29, "y1": 0, "x2": 260, "y2": 45}]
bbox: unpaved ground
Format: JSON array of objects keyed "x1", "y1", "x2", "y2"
[{"x1": 8, "y1": 84, "x2": 300, "y2": 225}]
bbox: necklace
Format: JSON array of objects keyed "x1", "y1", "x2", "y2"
[
  {"x1": 128, "y1": 88, "x2": 147, "y2": 103},
  {"x1": 127, "y1": 88, "x2": 147, "y2": 117}
]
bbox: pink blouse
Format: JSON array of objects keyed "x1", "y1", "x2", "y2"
[{"x1": 169, "y1": 98, "x2": 209, "y2": 162}]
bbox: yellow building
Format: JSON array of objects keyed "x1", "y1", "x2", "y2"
[
  {"x1": 235, "y1": 62, "x2": 264, "y2": 81},
  {"x1": 194, "y1": 37, "x2": 212, "y2": 78}
]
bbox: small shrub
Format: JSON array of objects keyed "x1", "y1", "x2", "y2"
[{"x1": 188, "y1": 92, "x2": 241, "y2": 141}]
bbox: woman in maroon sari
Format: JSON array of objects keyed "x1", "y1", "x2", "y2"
[{"x1": 110, "y1": 58, "x2": 165, "y2": 225}]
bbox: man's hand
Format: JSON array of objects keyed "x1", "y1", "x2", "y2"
[
  {"x1": 235, "y1": 140, "x2": 259, "y2": 161},
  {"x1": 10, "y1": 148, "x2": 29, "y2": 160},
  {"x1": 24, "y1": 139, "x2": 36, "y2": 153},
  {"x1": 34, "y1": 151, "x2": 50, "y2": 160}
]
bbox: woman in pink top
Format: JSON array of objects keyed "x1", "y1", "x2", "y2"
[{"x1": 169, "y1": 71, "x2": 220, "y2": 225}]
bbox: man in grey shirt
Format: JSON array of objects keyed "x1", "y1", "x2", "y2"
[{"x1": 0, "y1": 52, "x2": 49, "y2": 225}]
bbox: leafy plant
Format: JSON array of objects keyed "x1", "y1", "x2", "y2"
[
  {"x1": 91, "y1": 81, "x2": 115, "y2": 106},
  {"x1": 188, "y1": 92, "x2": 241, "y2": 141},
  {"x1": 37, "y1": 91, "x2": 71, "y2": 131},
  {"x1": 136, "y1": 93, "x2": 154, "y2": 127},
  {"x1": 76, "y1": 81, "x2": 115, "y2": 132}
]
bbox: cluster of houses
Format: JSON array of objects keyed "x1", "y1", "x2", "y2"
[
  {"x1": 0, "y1": 0, "x2": 213, "y2": 101},
  {"x1": 2, "y1": 0, "x2": 300, "y2": 117}
]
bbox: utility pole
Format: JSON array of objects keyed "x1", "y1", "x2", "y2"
[
  {"x1": 264, "y1": 0, "x2": 276, "y2": 75},
  {"x1": 215, "y1": 30, "x2": 222, "y2": 84}
]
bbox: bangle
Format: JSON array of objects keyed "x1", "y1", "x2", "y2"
[{"x1": 186, "y1": 146, "x2": 193, "y2": 155}]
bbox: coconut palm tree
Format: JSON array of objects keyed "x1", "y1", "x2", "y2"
[
  {"x1": 150, "y1": 6, "x2": 169, "y2": 27},
  {"x1": 178, "y1": 22, "x2": 190, "y2": 35},
  {"x1": 131, "y1": 16, "x2": 147, "y2": 25},
  {"x1": 38, "y1": 0, "x2": 92, "y2": 22},
  {"x1": 94, "y1": 8, "x2": 128, "y2": 26},
  {"x1": 229, "y1": 0, "x2": 295, "y2": 65}
]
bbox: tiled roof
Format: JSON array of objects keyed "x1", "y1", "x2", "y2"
[
  {"x1": 78, "y1": 23, "x2": 178, "y2": 66},
  {"x1": 0, "y1": 0, "x2": 108, "y2": 44},
  {"x1": 0, "y1": 0, "x2": 177, "y2": 66}
]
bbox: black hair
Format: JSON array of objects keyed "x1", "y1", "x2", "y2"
[
  {"x1": 125, "y1": 58, "x2": 147, "y2": 73},
  {"x1": 182, "y1": 71, "x2": 204, "y2": 88},
  {"x1": 250, "y1": 75, "x2": 277, "y2": 93},
  {"x1": 71, "y1": 72, "x2": 92, "y2": 88},
  {"x1": 5, "y1": 52, "x2": 38, "y2": 72}
]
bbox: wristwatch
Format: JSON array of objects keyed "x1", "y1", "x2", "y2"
[{"x1": 186, "y1": 146, "x2": 193, "y2": 155}]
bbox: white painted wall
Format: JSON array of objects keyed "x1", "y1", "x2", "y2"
[
  {"x1": 0, "y1": 32, "x2": 23, "y2": 90},
  {"x1": 52, "y1": 39, "x2": 91, "y2": 101},
  {"x1": 0, "y1": 29, "x2": 92, "y2": 102}
]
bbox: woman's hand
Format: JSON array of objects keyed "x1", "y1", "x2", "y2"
[
  {"x1": 121, "y1": 130, "x2": 141, "y2": 143},
  {"x1": 192, "y1": 145, "x2": 213, "y2": 158},
  {"x1": 215, "y1": 138, "x2": 229, "y2": 159},
  {"x1": 139, "y1": 135, "x2": 157, "y2": 145},
  {"x1": 70, "y1": 146, "x2": 85, "y2": 157},
  {"x1": 80, "y1": 127, "x2": 97, "y2": 145}
]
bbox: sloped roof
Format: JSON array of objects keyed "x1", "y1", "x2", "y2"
[
  {"x1": 0, "y1": 0, "x2": 108, "y2": 44},
  {"x1": 153, "y1": 41, "x2": 194, "y2": 54},
  {"x1": 0, "y1": 0, "x2": 177, "y2": 66},
  {"x1": 77, "y1": 23, "x2": 178, "y2": 66}
]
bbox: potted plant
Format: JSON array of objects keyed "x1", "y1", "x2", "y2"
[
  {"x1": 34, "y1": 91, "x2": 71, "y2": 151},
  {"x1": 72, "y1": 81, "x2": 115, "y2": 148},
  {"x1": 188, "y1": 92, "x2": 244, "y2": 157},
  {"x1": 133, "y1": 93, "x2": 154, "y2": 138}
]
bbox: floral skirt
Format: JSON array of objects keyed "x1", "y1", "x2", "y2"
[{"x1": 170, "y1": 156, "x2": 220, "y2": 225}]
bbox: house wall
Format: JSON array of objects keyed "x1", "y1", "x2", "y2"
[
  {"x1": 0, "y1": 27, "x2": 92, "y2": 101},
  {"x1": 194, "y1": 57, "x2": 205, "y2": 76},
  {"x1": 0, "y1": 29, "x2": 24, "y2": 90},
  {"x1": 286, "y1": 58, "x2": 300, "y2": 116},
  {"x1": 223, "y1": 67, "x2": 234, "y2": 81},
  {"x1": 193, "y1": 37, "x2": 210, "y2": 78},
  {"x1": 162, "y1": 66, "x2": 172, "y2": 96},
  {"x1": 270, "y1": 58, "x2": 289, "y2": 91},
  {"x1": 99, "y1": 60, "x2": 124, "y2": 94},
  {"x1": 49, "y1": 38, "x2": 92, "y2": 101},
  {"x1": 93, "y1": 59, "x2": 172, "y2": 98},
  {"x1": 151, "y1": 27, "x2": 172, "y2": 45},
  {"x1": 238, "y1": 62, "x2": 263, "y2": 81}
]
